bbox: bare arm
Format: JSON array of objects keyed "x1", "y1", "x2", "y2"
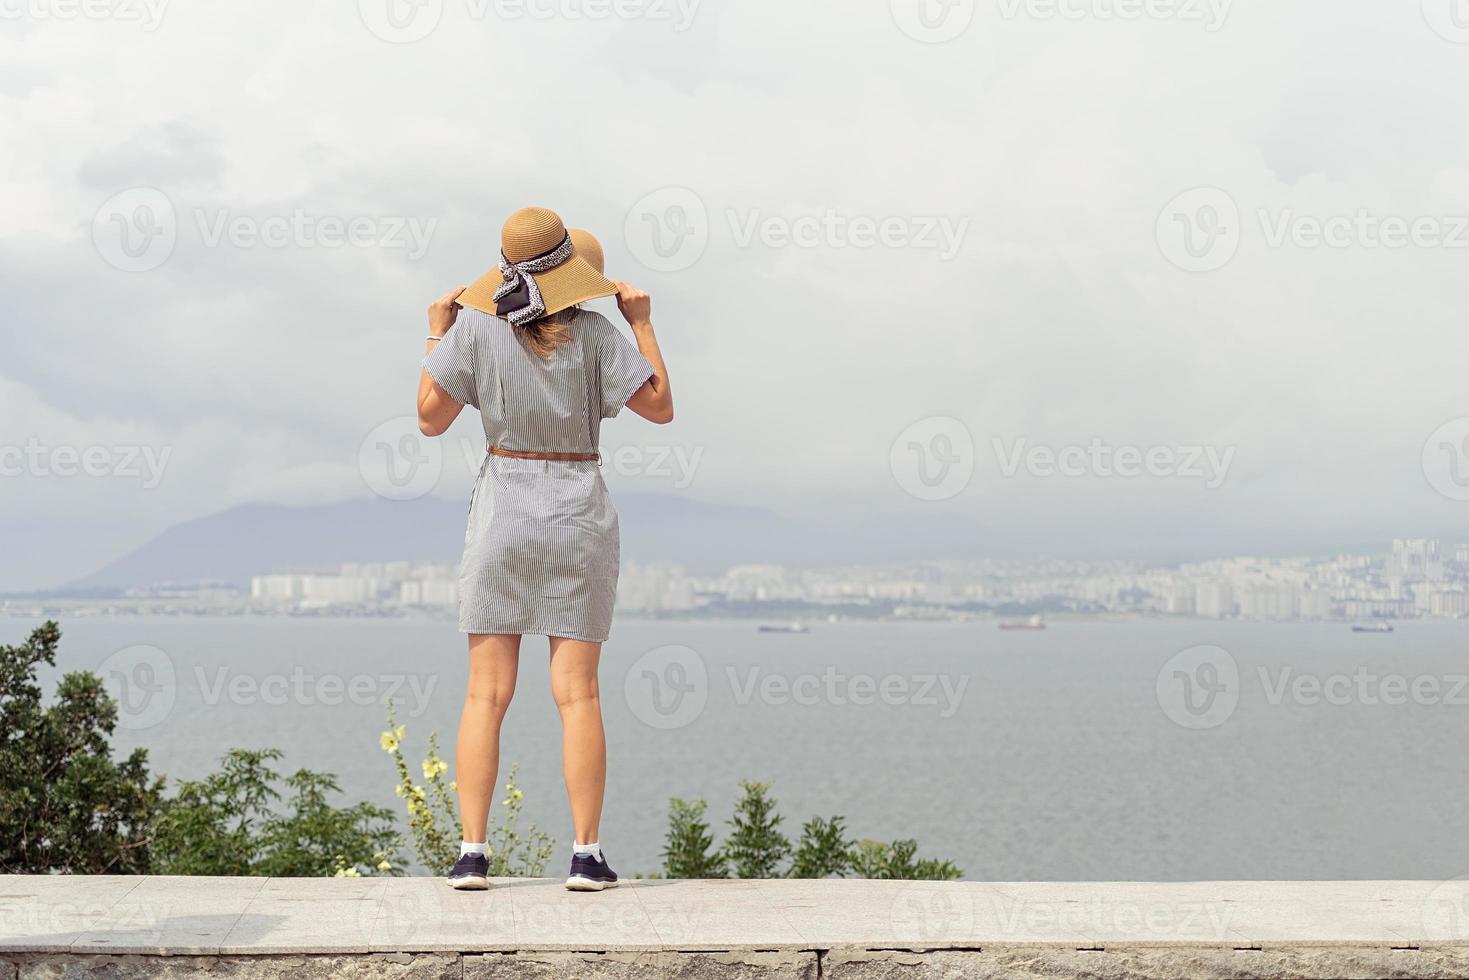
[
  {"x1": 614, "y1": 281, "x2": 674, "y2": 425},
  {"x1": 418, "y1": 286, "x2": 467, "y2": 437}
]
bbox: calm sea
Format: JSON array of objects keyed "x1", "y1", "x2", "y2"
[{"x1": 5, "y1": 614, "x2": 1466, "y2": 881}]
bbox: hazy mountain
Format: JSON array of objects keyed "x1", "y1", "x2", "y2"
[
  {"x1": 65, "y1": 493, "x2": 870, "y2": 590},
  {"x1": 56, "y1": 490, "x2": 1380, "y2": 593}
]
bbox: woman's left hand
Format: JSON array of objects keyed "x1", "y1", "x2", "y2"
[
  {"x1": 428, "y1": 287, "x2": 467, "y2": 338},
  {"x1": 613, "y1": 281, "x2": 652, "y2": 329}
]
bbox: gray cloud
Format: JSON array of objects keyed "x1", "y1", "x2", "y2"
[{"x1": 2, "y1": 0, "x2": 1469, "y2": 590}]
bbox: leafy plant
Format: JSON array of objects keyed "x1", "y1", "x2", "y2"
[
  {"x1": 848, "y1": 838, "x2": 962, "y2": 881},
  {"x1": 661, "y1": 780, "x2": 961, "y2": 881},
  {"x1": 381, "y1": 705, "x2": 554, "y2": 876},
  {"x1": 152, "y1": 748, "x2": 401, "y2": 877},
  {"x1": 482, "y1": 765, "x2": 555, "y2": 877},
  {"x1": 382, "y1": 707, "x2": 459, "y2": 872},
  {"x1": 0, "y1": 622, "x2": 163, "y2": 874},
  {"x1": 661, "y1": 797, "x2": 727, "y2": 878},
  {"x1": 255, "y1": 768, "x2": 402, "y2": 878},
  {"x1": 788, "y1": 815, "x2": 852, "y2": 879},
  {"x1": 847, "y1": 839, "x2": 892, "y2": 879},
  {"x1": 151, "y1": 749, "x2": 278, "y2": 875},
  {"x1": 722, "y1": 780, "x2": 790, "y2": 879}
]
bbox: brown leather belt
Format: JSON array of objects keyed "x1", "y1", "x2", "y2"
[{"x1": 489, "y1": 445, "x2": 600, "y2": 463}]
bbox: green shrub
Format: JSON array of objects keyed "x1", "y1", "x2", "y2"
[
  {"x1": 152, "y1": 748, "x2": 402, "y2": 878},
  {"x1": 661, "y1": 798, "x2": 727, "y2": 878},
  {"x1": 662, "y1": 780, "x2": 961, "y2": 881},
  {"x1": 848, "y1": 838, "x2": 962, "y2": 881},
  {"x1": 0, "y1": 622, "x2": 162, "y2": 874},
  {"x1": 789, "y1": 816, "x2": 852, "y2": 879},
  {"x1": 722, "y1": 780, "x2": 791, "y2": 879}
]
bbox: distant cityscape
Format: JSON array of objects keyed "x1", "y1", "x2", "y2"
[{"x1": 6, "y1": 539, "x2": 1469, "y2": 624}]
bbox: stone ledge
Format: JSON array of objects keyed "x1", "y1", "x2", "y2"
[{"x1": 4, "y1": 877, "x2": 1469, "y2": 977}]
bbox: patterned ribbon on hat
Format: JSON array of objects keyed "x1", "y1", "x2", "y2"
[{"x1": 493, "y1": 233, "x2": 575, "y2": 326}]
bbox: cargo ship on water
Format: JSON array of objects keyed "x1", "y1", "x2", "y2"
[{"x1": 1351, "y1": 621, "x2": 1394, "y2": 633}]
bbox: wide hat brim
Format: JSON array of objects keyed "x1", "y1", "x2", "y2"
[{"x1": 459, "y1": 254, "x2": 617, "y2": 319}]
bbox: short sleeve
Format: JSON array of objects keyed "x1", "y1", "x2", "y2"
[
  {"x1": 422, "y1": 320, "x2": 479, "y2": 409},
  {"x1": 597, "y1": 319, "x2": 654, "y2": 419}
]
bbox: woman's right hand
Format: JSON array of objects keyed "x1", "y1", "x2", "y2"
[
  {"x1": 614, "y1": 281, "x2": 652, "y2": 328},
  {"x1": 428, "y1": 286, "x2": 466, "y2": 338}
]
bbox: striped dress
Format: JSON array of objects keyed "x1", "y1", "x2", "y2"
[{"x1": 423, "y1": 307, "x2": 654, "y2": 642}]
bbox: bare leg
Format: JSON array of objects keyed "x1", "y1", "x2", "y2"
[
  {"x1": 456, "y1": 633, "x2": 521, "y2": 843},
  {"x1": 549, "y1": 636, "x2": 605, "y2": 845}
]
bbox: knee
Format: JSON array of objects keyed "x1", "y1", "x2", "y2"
[
  {"x1": 552, "y1": 679, "x2": 600, "y2": 711},
  {"x1": 465, "y1": 684, "x2": 515, "y2": 717}
]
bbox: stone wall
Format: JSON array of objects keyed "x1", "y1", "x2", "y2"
[{"x1": 7, "y1": 946, "x2": 1469, "y2": 980}]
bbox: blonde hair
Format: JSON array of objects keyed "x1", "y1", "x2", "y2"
[{"x1": 515, "y1": 306, "x2": 578, "y2": 359}]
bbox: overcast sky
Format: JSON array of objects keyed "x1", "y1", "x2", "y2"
[{"x1": 4, "y1": 0, "x2": 1469, "y2": 590}]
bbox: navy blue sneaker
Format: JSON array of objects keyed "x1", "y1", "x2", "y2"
[
  {"x1": 565, "y1": 850, "x2": 619, "y2": 891},
  {"x1": 447, "y1": 851, "x2": 489, "y2": 890}
]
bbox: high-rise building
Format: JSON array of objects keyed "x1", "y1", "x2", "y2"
[
  {"x1": 1388, "y1": 539, "x2": 1443, "y2": 592},
  {"x1": 1195, "y1": 579, "x2": 1235, "y2": 619}
]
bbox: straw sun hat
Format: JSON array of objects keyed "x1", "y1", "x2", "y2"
[{"x1": 458, "y1": 207, "x2": 617, "y2": 324}]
